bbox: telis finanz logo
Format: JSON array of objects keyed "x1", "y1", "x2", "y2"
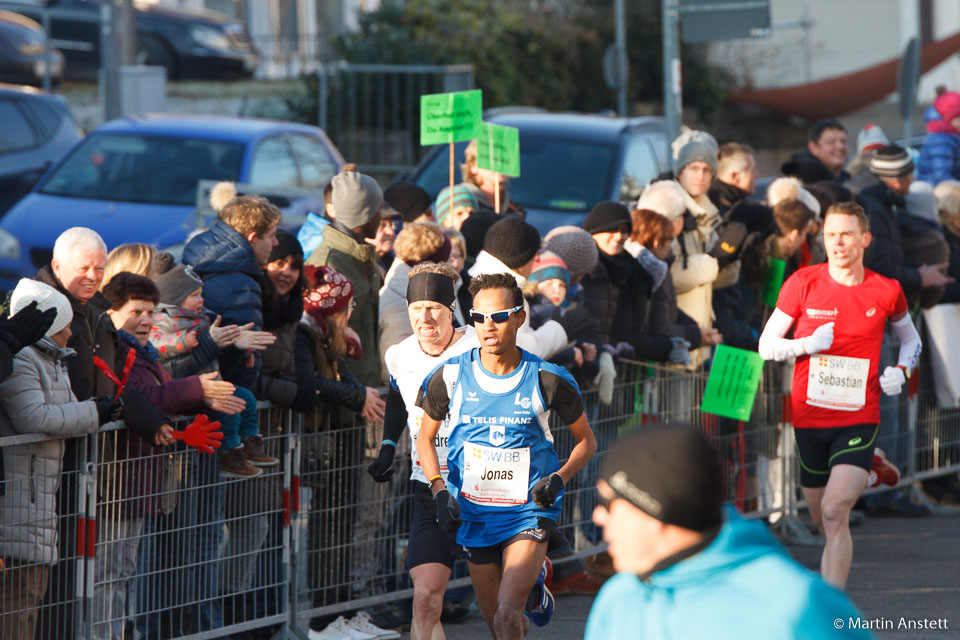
[{"x1": 489, "y1": 424, "x2": 506, "y2": 445}]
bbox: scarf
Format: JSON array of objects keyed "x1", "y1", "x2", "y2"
[
  {"x1": 118, "y1": 329, "x2": 160, "y2": 363},
  {"x1": 636, "y1": 246, "x2": 669, "y2": 292}
]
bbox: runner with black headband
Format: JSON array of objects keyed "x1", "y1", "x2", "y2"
[
  {"x1": 368, "y1": 262, "x2": 480, "y2": 640},
  {"x1": 415, "y1": 272, "x2": 597, "y2": 640}
]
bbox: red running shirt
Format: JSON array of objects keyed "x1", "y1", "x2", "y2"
[{"x1": 776, "y1": 263, "x2": 907, "y2": 429}]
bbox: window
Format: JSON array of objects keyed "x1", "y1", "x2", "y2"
[
  {"x1": 249, "y1": 136, "x2": 299, "y2": 188},
  {"x1": 288, "y1": 134, "x2": 338, "y2": 189},
  {"x1": 40, "y1": 133, "x2": 244, "y2": 205},
  {"x1": 0, "y1": 100, "x2": 38, "y2": 154},
  {"x1": 619, "y1": 135, "x2": 660, "y2": 202}
]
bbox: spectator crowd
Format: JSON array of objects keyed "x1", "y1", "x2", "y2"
[{"x1": 5, "y1": 89, "x2": 960, "y2": 639}]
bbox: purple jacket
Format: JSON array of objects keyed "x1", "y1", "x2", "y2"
[{"x1": 106, "y1": 352, "x2": 205, "y2": 518}]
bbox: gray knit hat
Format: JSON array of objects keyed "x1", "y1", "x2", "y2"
[
  {"x1": 543, "y1": 226, "x2": 599, "y2": 279},
  {"x1": 673, "y1": 139, "x2": 718, "y2": 175},
  {"x1": 331, "y1": 172, "x2": 384, "y2": 228},
  {"x1": 155, "y1": 264, "x2": 204, "y2": 307}
]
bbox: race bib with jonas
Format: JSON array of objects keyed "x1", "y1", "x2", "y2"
[
  {"x1": 806, "y1": 354, "x2": 870, "y2": 411},
  {"x1": 460, "y1": 442, "x2": 530, "y2": 506}
]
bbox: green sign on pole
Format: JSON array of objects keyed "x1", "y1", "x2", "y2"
[
  {"x1": 701, "y1": 345, "x2": 764, "y2": 421},
  {"x1": 761, "y1": 258, "x2": 786, "y2": 307},
  {"x1": 420, "y1": 89, "x2": 483, "y2": 146},
  {"x1": 476, "y1": 122, "x2": 520, "y2": 177}
]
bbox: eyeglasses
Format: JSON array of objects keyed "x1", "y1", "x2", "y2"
[{"x1": 469, "y1": 305, "x2": 522, "y2": 324}]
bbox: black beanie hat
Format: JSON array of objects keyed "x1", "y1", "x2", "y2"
[
  {"x1": 583, "y1": 201, "x2": 631, "y2": 234},
  {"x1": 460, "y1": 209, "x2": 498, "y2": 258},
  {"x1": 483, "y1": 214, "x2": 542, "y2": 269},
  {"x1": 384, "y1": 181, "x2": 433, "y2": 222},
  {"x1": 601, "y1": 425, "x2": 722, "y2": 532},
  {"x1": 269, "y1": 229, "x2": 304, "y2": 264}
]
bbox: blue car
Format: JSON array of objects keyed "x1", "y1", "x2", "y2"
[
  {"x1": 408, "y1": 110, "x2": 672, "y2": 235},
  {"x1": 0, "y1": 114, "x2": 344, "y2": 291}
]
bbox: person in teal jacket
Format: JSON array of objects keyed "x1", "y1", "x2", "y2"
[{"x1": 585, "y1": 425, "x2": 872, "y2": 640}]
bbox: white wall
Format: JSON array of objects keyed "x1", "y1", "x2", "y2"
[{"x1": 706, "y1": 0, "x2": 960, "y2": 103}]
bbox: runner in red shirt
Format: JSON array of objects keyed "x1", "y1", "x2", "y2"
[{"x1": 758, "y1": 201, "x2": 921, "y2": 588}]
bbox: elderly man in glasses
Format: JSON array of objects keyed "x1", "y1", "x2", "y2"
[{"x1": 415, "y1": 272, "x2": 597, "y2": 640}]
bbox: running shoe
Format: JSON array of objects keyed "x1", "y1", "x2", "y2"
[
  {"x1": 308, "y1": 615, "x2": 376, "y2": 639},
  {"x1": 346, "y1": 611, "x2": 401, "y2": 639},
  {"x1": 869, "y1": 448, "x2": 901, "y2": 488},
  {"x1": 550, "y1": 570, "x2": 603, "y2": 595},
  {"x1": 526, "y1": 560, "x2": 555, "y2": 627}
]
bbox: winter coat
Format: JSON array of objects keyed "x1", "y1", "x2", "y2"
[
  {"x1": 378, "y1": 259, "x2": 414, "y2": 383},
  {"x1": 858, "y1": 183, "x2": 923, "y2": 299},
  {"x1": 712, "y1": 274, "x2": 762, "y2": 351},
  {"x1": 182, "y1": 219, "x2": 264, "y2": 390},
  {"x1": 781, "y1": 149, "x2": 850, "y2": 184},
  {"x1": 627, "y1": 244, "x2": 701, "y2": 358},
  {"x1": 295, "y1": 316, "x2": 366, "y2": 415},
  {"x1": 584, "y1": 507, "x2": 868, "y2": 640},
  {"x1": 671, "y1": 190, "x2": 729, "y2": 365},
  {"x1": 941, "y1": 226, "x2": 960, "y2": 304},
  {"x1": 305, "y1": 221, "x2": 383, "y2": 387},
  {"x1": 0, "y1": 339, "x2": 99, "y2": 564},
  {"x1": 707, "y1": 179, "x2": 748, "y2": 215},
  {"x1": 467, "y1": 250, "x2": 569, "y2": 359},
  {"x1": 107, "y1": 338, "x2": 204, "y2": 518},
  {"x1": 34, "y1": 265, "x2": 166, "y2": 442},
  {"x1": 150, "y1": 304, "x2": 221, "y2": 379},
  {"x1": 297, "y1": 211, "x2": 331, "y2": 258},
  {"x1": 917, "y1": 131, "x2": 960, "y2": 186},
  {"x1": 580, "y1": 255, "x2": 620, "y2": 345},
  {"x1": 257, "y1": 292, "x2": 305, "y2": 409}
]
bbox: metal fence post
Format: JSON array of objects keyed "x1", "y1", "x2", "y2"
[{"x1": 318, "y1": 63, "x2": 328, "y2": 132}]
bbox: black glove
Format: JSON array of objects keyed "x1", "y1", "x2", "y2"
[
  {"x1": 433, "y1": 488, "x2": 461, "y2": 533},
  {"x1": 94, "y1": 396, "x2": 124, "y2": 425},
  {"x1": 366, "y1": 443, "x2": 396, "y2": 482},
  {"x1": 531, "y1": 472, "x2": 564, "y2": 508},
  {"x1": 554, "y1": 306, "x2": 592, "y2": 341},
  {"x1": 0, "y1": 301, "x2": 58, "y2": 353}
]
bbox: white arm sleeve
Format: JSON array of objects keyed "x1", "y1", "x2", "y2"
[
  {"x1": 891, "y1": 314, "x2": 922, "y2": 369},
  {"x1": 758, "y1": 308, "x2": 807, "y2": 362}
]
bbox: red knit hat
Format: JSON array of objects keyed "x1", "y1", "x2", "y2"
[
  {"x1": 302, "y1": 265, "x2": 353, "y2": 322},
  {"x1": 935, "y1": 91, "x2": 960, "y2": 123}
]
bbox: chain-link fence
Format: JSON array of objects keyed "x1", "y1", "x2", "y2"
[{"x1": 2, "y1": 340, "x2": 958, "y2": 638}]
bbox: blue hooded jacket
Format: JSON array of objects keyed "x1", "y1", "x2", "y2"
[
  {"x1": 585, "y1": 508, "x2": 872, "y2": 640},
  {"x1": 182, "y1": 219, "x2": 264, "y2": 389}
]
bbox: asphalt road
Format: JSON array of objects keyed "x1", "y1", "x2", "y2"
[{"x1": 422, "y1": 510, "x2": 960, "y2": 639}]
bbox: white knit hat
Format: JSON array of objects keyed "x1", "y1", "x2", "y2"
[{"x1": 9, "y1": 279, "x2": 73, "y2": 337}]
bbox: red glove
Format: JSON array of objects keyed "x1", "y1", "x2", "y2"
[
  {"x1": 93, "y1": 348, "x2": 137, "y2": 400},
  {"x1": 170, "y1": 414, "x2": 224, "y2": 454}
]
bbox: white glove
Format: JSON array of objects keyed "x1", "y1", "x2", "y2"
[
  {"x1": 594, "y1": 351, "x2": 616, "y2": 405},
  {"x1": 803, "y1": 322, "x2": 835, "y2": 355},
  {"x1": 879, "y1": 366, "x2": 906, "y2": 396}
]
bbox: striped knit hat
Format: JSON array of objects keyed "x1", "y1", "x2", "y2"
[
  {"x1": 527, "y1": 250, "x2": 570, "y2": 289},
  {"x1": 434, "y1": 185, "x2": 479, "y2": 225},
  {"x1": 870, "y1": 145, "x2": 914, "y2": 178}
]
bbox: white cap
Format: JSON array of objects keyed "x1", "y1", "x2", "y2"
[{"x1": 9, "y1": 279, "x2": 73, "y2": 338}]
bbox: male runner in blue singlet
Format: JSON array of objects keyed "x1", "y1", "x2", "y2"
[{"x1": 416, "y1": 273, "x2": 597, "y2": 640}]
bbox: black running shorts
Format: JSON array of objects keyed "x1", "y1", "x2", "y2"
[
  {"x1": 407, "y1": 481, "x2": 464, "y2": 570},
  {"x1": 794, "y1": 424, "x2": 878, "y2": 488},
  {"x1": 461, "y1": 518, "x2": 556, "y2": 566}
]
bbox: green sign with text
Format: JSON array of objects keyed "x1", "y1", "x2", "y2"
[
  {"x1": 420, "y1": 89, "x2": 483, "y2": 146},
  {"x1": 701, "y1": 345, "x2": 764, "y2": 421},
  {"x1": 476, "y1": 122, "x2": 520, "y2": 177}
]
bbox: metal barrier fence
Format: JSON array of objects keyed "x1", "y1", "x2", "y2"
[
  {"x1": 2, "y1": 339, "x2": 959, "y2": 638},
  {"x1": 317, "y1": 63, "x2": 475, "y2": 174}
]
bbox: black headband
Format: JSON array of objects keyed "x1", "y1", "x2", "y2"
[{"x1": 406, "y1": 272, "x2": 456, "y2": 310}]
